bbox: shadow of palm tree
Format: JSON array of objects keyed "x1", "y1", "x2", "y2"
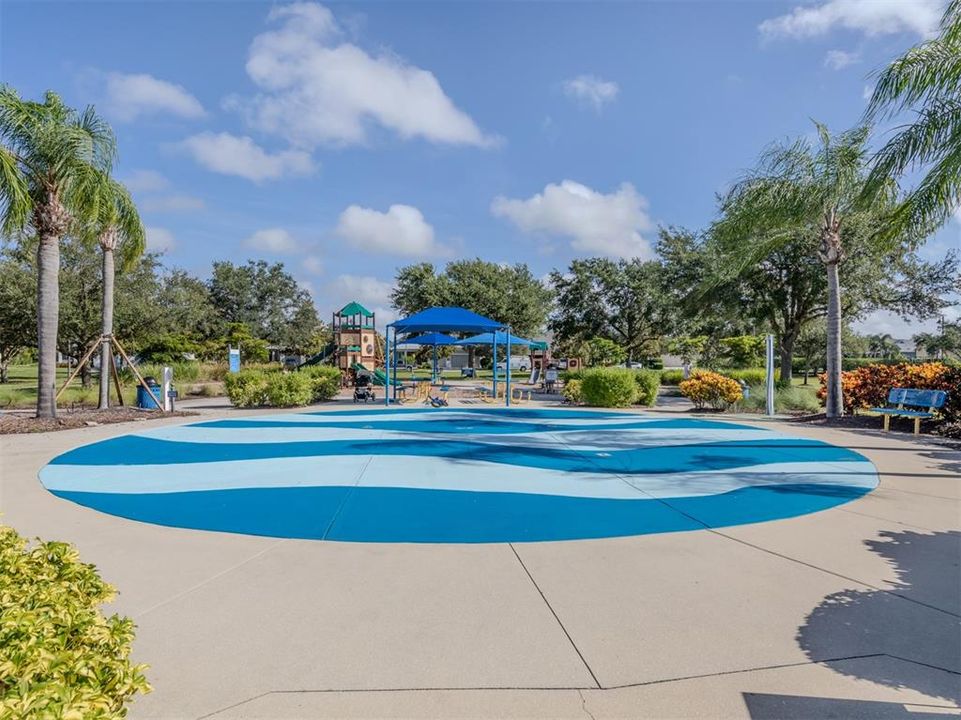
[{"x1": 796, "y1": 530, "x2": 961, "y2": 703}]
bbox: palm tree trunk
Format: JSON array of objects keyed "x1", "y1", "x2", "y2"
[
  {"x1": 35, "y1": 232, "x2": 60, "y2": 418},
  {"x1": 98, "y1": 247, "x2": 115, "y2": 409},
  {"x1": 824, "y1": 262, "x2": 844, "y2": 418}
]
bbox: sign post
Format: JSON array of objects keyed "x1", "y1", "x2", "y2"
[{"x1": 228, "y1": 347, "x2": 240, "y2": 374}]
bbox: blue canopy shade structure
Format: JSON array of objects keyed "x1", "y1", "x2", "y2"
[
  {"x1": 455, "y1": 331, "x2": 537, "y2": 347},
  {"x1": 390, "y1": 307, "x2": 505, "y2": 334},
  {"x1": 404, "y1": 332, "x2": 459, "y2": 346},
  {"x1": 403, "y1": 332, "x2": 458, "y2": 382},
  {"x1": 385, "y1": 307, "x2": 515, "y2": 406}
]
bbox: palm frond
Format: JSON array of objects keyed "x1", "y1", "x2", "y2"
[
  {"x1": 866, "y1": 39, "x2": 961, "y2": 120},
  {"x1": 0, "y1": 145, "x2": 30, "y2": 235}
]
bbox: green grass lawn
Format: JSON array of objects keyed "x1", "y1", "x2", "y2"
[{"x1": 1, "y1": 364, "x2": 138, "y2": 409}]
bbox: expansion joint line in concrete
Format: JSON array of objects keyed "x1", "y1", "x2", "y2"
[
  {"x1": 195, "y1": 652, "x2": 961, "y2": 719},
  {"x1": 508, "y1": 542, "x2": 602, "y2": 689}
]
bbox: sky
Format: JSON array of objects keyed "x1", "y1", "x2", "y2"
[{"x1": 2, "y1": 0, "x2": 958, "y2": 337}]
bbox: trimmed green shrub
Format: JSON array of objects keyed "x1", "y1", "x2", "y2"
[
  {"x1": 580, "y1": 368, "x2": 638, "y2": 407},
  {"x1": 660, "y1": 369, "x2": 685, "y2": 385},
  {"x1": 721, "y1": 368, "x2": 767, "y2": 385},
  {"x1": 562, "y1": 378, "x2": 583, "y2": 404},
  {"x1": 633, "y1": 369, "x2": 660, "y2": 407},
  {"x1": 560, "y1": 369, "x2": 584, "y2": 384},
  {"x1": 0, "y1": 525, "x2": 151, "y2": 718},
  {"x1": 264, "y1": 372, "x2": 313, "y2": 407},
  {"x1": 224, "y1": 369, "x2": 270, "y2": 407},
  {"x1": 300, "y1": 365, "x2": 342, "y2": 402}
]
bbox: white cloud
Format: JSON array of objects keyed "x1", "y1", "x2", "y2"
[
  {"x1": 330, "y1": 274, "x2": 394, "y2": 308},
  {"x1": 140, "y1": 194, "x2": 205, "y2": 212},
  {"x1": 562, "y1": 75, "x2": 619, "y2": 111},
  {"x1": 243, "y1": 228, "x2": 299, "y2": 254},
  {"x1": 760, "y1": 0, "x2": 943, "y2": 40},
  {"x1": 302, "y1": 255, "x2": 324, "y2": 274},
  {"x1": 105, "y1": 72, "x2": 205, "y2": 121},
  {"x1": 145, "y1": 226, "x2": 176, "y2": 253},
  {"x1": 824, "y1": 49, "x2": 859, "y2": 69},
  {"x1": 124, "y1": 169, "x2": 170, "y2": 193},
  {"x1": 491, "y1": 180, "x2": 654, "y2": 259},
  {"x1": 238, "y1": 2, "x2": 495, "y2": 148},
  {"x1": 181, "y1": 132, "x2": 314, "y2": 182},
  {"x1": 334, "y1": 203, "x2": 449, "y2": 257}
]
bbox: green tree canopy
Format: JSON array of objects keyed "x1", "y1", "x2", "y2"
[
  {"x1": 391, "y1": 258, "x2": 552, "y2": 337},
  {"x1": 549, "y1": 257, "x2": 671, "y2": 364}
]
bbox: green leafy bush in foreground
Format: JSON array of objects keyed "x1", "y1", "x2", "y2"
[
  {"x1": 633, "y1": 369, "x2": 660, "y2": 407},
  {"x1": 300, "y1": 365, "x2": 342, "y2": 402},
  {"x1": 224, "y1": 369, "x2": 270, "y2": 407},
  {"x1": 0, "y1": 525, "x2": 150, "y2": 719},
  {"x1": 579, "y1": 368, "x2": 638, "y2": 407},
  {"x1": 225, "y1": 366, "x2": 343, "y2": 407},
  {"x1": 264, "y1": 372, "x2": 313, "y2": 407}
]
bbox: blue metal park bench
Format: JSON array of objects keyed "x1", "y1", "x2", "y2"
[{"x1": 871, "y1": 388, "x2": 948, "y2": 435}]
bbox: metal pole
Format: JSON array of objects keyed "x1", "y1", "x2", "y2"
[
  {"x1": 433, "y1": 344, "x2": 437, "y2": 383},
  {"x1": 384, "y1": 326, "x2": 390, "y2": 406},
  {"x1": 506, "y1": 330, "x2": 512, "y2": 407},
  {"x1": 392, "y1": 330, "x2": 398, "y2": 404},
  {"x1": 765, "y1": 333, "x2": 775, "y2": 416},
  {"x1": 492, "y1": 335, "x2": 498, "y2": 400}
]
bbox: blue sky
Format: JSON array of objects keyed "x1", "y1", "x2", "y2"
[{"x1": 2, "y1": 0, "x2": 957, "y2": 335}]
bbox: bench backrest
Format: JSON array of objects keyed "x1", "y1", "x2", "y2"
[{"x1": 887, "y1": 388, "x2": 948, "y2": 409}]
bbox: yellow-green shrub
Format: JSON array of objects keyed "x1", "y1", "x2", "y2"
[
  {"x1": 264, "y1": 372, "x2": 313, "y2": 407},
  {"x1": 563, "y1": 378, "x2": 583, "y2": 404},
  {"x1": 679, "y1": 370, "x2": 743, "y2": 410},
  {"x1": 0, "y1": 525, "x2": 150, "y2": 719}
]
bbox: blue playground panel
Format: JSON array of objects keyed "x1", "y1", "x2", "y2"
[{"x1": 39, "y1": 408, "x2": 879, "y2": 543}]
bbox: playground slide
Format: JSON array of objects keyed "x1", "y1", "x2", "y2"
[
  {"x1": 372, "y1": 368, "x2": 405, "y2": 386},
  {"x1": 297, "y1": 342, "x2": 336, "y2": 369}
]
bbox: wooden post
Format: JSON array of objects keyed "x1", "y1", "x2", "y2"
[
  {"x1": 112, "y1": 336, "x2": 164, "y2": 411},
  {"x1": 56, "y1": 337, "x2": 102, "y2": 401},
  {"x1": 109, "y1": 349, "x2": 125, "y2": 406}
]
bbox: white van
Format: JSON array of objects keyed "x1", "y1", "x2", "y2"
[{"x1": 494, "y1": 356, "x2": 530, "y2": 371}]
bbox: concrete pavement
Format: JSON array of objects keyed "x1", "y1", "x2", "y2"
[{"x1": 1, "y1": 401, "x2": 958, "y2": 719}]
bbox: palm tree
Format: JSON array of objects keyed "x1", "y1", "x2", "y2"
[
  {"x1": 0, "y1": 88, "x2": 116, "y2": 417},
  {"x1": 866, "y1": 333, "x2": 903, "y2": 359},
  {"x1": 864, "y1": 0, "x2": 961, "y2": 234},
  {"x1": 85, "y1": 176, "x2": 145, "y2": 409},
  {"x1": 711, "y1": 123, "x2": 898, "y2": 417}
]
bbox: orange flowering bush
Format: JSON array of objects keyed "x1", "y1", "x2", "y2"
[
  {"x1": 819, "y1": 362, "x2": 960, "y2": 420},
  {"x1": 680, "y1": 370, "x2": 743, "y2": 410}
]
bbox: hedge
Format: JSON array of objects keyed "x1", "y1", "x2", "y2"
[
  {"x1": 819, "y1": 362, "x2": 960, "y2": 420},
  {"x1": 579, "y1": 368, "x2": 638, "y2": 407},
  {"x1": 224, "y1": 367, "x2": 343, "y2": 408},
  {"x1": 633, "y1": 369, "x2": 660, "y2": 407},
  {"x1": 0, "y1": 525, "x2": 151, "y2": 718}
]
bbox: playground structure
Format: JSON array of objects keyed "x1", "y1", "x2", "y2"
[{"x1": 299, "y1": 301, "x2": 389, "y2": 383}]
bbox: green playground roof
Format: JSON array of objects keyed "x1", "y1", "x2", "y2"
[{"x1": 339, "y1": 301, "x2": 374, "y2": 317}]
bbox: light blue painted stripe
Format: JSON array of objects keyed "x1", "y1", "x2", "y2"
[{"x1": 39, "y1": 456, "x2": 877, "y2": 498}]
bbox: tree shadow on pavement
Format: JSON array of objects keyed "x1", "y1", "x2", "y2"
[
  {"x1": 743, "y1": 692, "x2": 959, "y2": 719},
  {"x1": 796, "y1": 530, "x2": 961, "y2": 704}
]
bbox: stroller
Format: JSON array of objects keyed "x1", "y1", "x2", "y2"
[{"x1": 353, "y1": 373, "x2": 376, "y2": 403}]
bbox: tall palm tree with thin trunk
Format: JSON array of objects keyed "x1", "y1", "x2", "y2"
[
  {"x1": 711, "y1": 123, "x2": 900, "y2": 418},
  {"x1": 0, "y1": 87, "x2": 115, "y2": 418},
  {"x1": 85, "y1": 177, "x2": 145, "y2": 409},
  {"x1": 864, "y1": 0, "x2": 961, "y2": 234}
]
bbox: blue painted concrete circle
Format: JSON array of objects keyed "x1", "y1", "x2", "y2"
[{"x1": 39, "y1": 408, "x2": 878, "y2": 543}]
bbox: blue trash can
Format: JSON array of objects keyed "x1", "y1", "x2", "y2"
[{"x1": 137, "y1": 378, "x2": 161, "y2": 409}]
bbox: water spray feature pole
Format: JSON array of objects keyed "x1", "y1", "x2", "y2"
[{"x1": 765, "y1": 333, "x2": 775, "y2": 416}]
